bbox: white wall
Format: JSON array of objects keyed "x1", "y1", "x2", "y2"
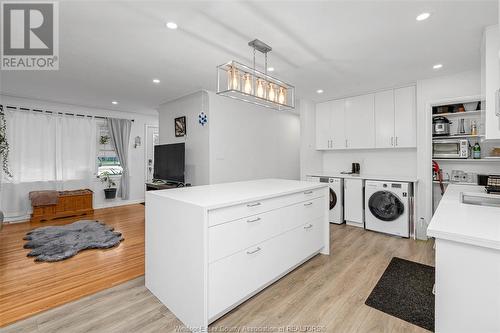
[
  {"x1": 416, "y1": 70, "x2": 483, "y2": 236},
  {"x1": 207, "y1": 91, "x2": 300, "y2": 184},
  {"x1": 157, "y1": 91, "x2": 210, "y2": 186},
  {"x1": 322, "y1": 149, "x2": 417, "y2": 177},
  {"x1": 0, "y1": 94, "x2": 158, "y2": 221},
  {"x1": 299, "y1": 99, "x2": 323, "y2": 180}
]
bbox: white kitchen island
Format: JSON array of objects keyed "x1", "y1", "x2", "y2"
[
  {"x1": 145, "y1": 179, "x2": 330, "y2": 332},
  {"x1": 427, "y1": 184, "x2": 500, "y2": 333}
]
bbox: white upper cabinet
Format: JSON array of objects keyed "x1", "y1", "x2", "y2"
[
  {"x1": 315, "y1": 87, "x2": 415, "y2": 151},
  {"x1": 375, "y1": 90, "x2": 395, "y2": 148},
  {"x1": 330, "y1": 99, "x2": 346, "y2": 149},
  {"x1": 345, "y1": 94, "x2": 375, "y2": 149},
  {"x1": 483, "y1": 25, "x2": 500, "y2": 140},
  {"x1": 394, "y1": 86, "x2": 417, "y2": 148},
  {"x1": 315, "y1": 101, "x2": 332, "y2": 150},
  {"x1": 374, "y1": 86, "x2": 416, "y2": 149}
]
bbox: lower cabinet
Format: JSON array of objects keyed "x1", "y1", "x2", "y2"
[
  {"x1": 344, "y1": 178, "x2": 364, "y2": 227},
  {"x1": 208, "y1": 217, "x2": 323, "y2": 320}
]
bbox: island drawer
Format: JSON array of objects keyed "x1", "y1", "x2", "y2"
[
  {"x1": 208, "y1": 197, "x2": 325, "y2": 263},
  {"x1": 208, "y1": 187, "x2": 325, "y2": 227},
  {"x1": 208, "y1": 217, "x2": 324, "y2": 320}
]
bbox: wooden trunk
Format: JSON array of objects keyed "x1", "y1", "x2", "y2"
[{"x1": 31, "y1": 189, "x2": 94, "y2": 223}]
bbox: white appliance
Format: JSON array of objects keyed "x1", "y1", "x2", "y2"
[
  {"x1": 365, "y1": 180, "x2": 411, "y2": 237},
  {"x1": 307, "y1": 176, "x2": 344, "y2": 224}
]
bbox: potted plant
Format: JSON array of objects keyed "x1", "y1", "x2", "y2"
[
  {"x1": 100, "y1": 171, "x2": 117, "y2": 199},
  {"x1": 99, "y1": 135, "x2": 110, "y2": 145}
]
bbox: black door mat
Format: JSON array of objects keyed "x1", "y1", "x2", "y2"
[{"x1": 365, "y1": 257, "x2": 435, "y2": 332}]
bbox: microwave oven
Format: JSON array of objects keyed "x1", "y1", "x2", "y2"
[{"x1": 433, "y1": 139, "x2": 469, "y2": 159}]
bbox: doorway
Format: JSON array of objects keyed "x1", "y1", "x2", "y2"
[{"x1": 144, "y1": 125, "x2": 159, "y2": 182}]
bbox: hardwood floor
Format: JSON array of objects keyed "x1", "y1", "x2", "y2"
[
  {"x1": 1, "y1": 221, "x2": 435, "y2": 333},
  {"x1": 0, "y1": 204, "x2": 145, "y2": 328}
]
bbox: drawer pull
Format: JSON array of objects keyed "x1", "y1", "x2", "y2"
[
  {"x1": 304, "y1": 202, "x2": 313, "y2": 207},
  {"x1": 247, "y1": 202, "x2": 262, "y2": 208},
  {"x1": 304, "y1": 190, "x2": 313, "y2": 194},
  {"x1": 247, "y1": 217, "x2": 261, "y2": 223},
  {"x1": 304, "y1": 224, "x2": 313, "y2": 229},
  {"x1": 246, "y1": 247, "x2": 261, "y2": 255}
]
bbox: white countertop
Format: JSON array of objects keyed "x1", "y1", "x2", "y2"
[
  {"x1": 427, "y1": 184, "x2": 500, "y2": 250},
  {"x1": 307, "y1": 172, "x2": 418, "y2": 183},
  {"x1": 146, "y1": 178, "x2": 327, "y2": 210}
]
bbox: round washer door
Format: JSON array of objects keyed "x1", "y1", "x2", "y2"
[
  {"x1": 329, "y1": 188, "x2": 337, "y2": 210},
  {"x1": 368, "y1": 191, "x2": 404, "y2": 221}
]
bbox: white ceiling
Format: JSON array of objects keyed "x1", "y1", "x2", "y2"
[{"x1": 0, "y1": 1, "x2": 497, "y2": 115}]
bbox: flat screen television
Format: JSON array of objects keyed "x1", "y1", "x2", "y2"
[{"x1": 153, "y1": 143, "x2": 185, "y2": 183}]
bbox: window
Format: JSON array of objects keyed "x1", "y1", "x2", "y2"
[{"x1": 96, "y1": 120, "x2": 123, "y2": 177}]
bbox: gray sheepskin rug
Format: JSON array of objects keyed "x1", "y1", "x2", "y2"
[{"x1": 23, "y1": 220, "x2": 124, "y2": 262}]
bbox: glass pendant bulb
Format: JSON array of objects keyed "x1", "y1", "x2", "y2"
[
  {"x1": 278, "y1": 87, "x2": 286, "y2": 104},
  {"x1": 243, "y1": 73, "x2": 253, "y2": 94},
  {"x1": 227, "y1": 65, "x2": 240, "y2": 91},
  {"x1": 268, "y1": 83, "x2": 276, "y2": 102},
  {"x1": 256, "y1": 79, "x2": 265, "y2": 98}
]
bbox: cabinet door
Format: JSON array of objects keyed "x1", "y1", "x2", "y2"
[
  {"x1": 375, "y1": 90, "x2": 395, "y2": 148},
  {"x1": 330, "y1": 99, "x2": 346, "y2": 149},
  {"x1": 484, "y1": 26, "x2": 500, "y2": 139},
  {"x1": 345, "y1": 94, "x2": 375, "y2": 149},
  {"x1": 344, "y1": 178, "x2": 364, "y2": 224},
  {"x1": 394, "y1": 86, "x2": 416, "y2": 147},
  {"x1": 315, "y1": 101, "x2": 331, "y2": 150}
]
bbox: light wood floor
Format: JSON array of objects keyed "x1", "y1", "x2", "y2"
[
  {"x1": 0, "y1": 204, "x2": 145, "y2": 328},
  {"x1": 1, "y1": 216, "x2": 435, "y2": 333}
]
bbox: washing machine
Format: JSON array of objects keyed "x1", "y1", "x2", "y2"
[
  {"x1": 307, "y1": 176, "x2": 344, "y2": 224},
  {"x1": 365, "y1": 180, "x2": 411, "y2": 237}
]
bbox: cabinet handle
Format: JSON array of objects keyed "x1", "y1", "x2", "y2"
[
  {"x1": 395, "y1": 136, "x2": 398, "y2": 146},
  {"x1": 304, "y1": 202, "x2": 313, "y2": 206},
  {"x1": 391, "y1": 137, "x2": 394, "y2": 146},
  {"x1": 304, "y1": 224, "x2": 313, "y2": 229},
  {"x1": 304, "y1": 190, "x2": 313, "y2": 195},
  {"x1": 247, "y1": 217, "x2": 261, "y2": 223},
  {"x1": 345, "y1": 139, "x2": 348, "y2": 148},
  {"x1": 247, "y1": 202, "x2": 261, "y2": 207},
  {"x1": 246, "y1": 247, "x2": 261, "y2": 255}
]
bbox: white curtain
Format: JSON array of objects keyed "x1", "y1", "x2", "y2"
[{"x1": 1, "y1": 109, "x2": 96, "y2": 218}]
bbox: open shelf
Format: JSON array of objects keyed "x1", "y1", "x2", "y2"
[
  {"x1": 432, "y1": 180, "x2": 478, "y2": 185},
  {"x1": 433, "y1": 158, "x2": 500, "y2": 163},
  {"x1": 432, "y1": 134, "x2": 483, "y2": 140},
  {"x1": 432, "y1": 110, "x2": 483, "y2": 117}
]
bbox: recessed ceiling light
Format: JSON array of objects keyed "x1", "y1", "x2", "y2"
[
  {"x1": 166, "y1": 22, "x2": 178, "y2": 30},
  {"x1": 433, "y1": 63, "x2": 443, "y2": 70},
  {"x1": 316, "y1": 89, "x2": 324, "y2": 94},
  {"x1": 416, "y1": 12, "x2": 431, "y2": 21},
  {"x1": 112, "y1": 101, "x2": 118, "y2": 105},
  {"x1": 267, "y1": 67, "x2": 274, "y2": 72},
  {"x1": 152, "y1": 79, "x2": 160, "y2": 84}
]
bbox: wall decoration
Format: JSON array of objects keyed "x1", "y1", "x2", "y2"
[
  {"x1": 175, "y1": 116, "x2": 186, "y2": 137},
  {"x1": 198, "y1": 112, "x2": 208, "y2": 126},
  {"x1": 0, "y1": 105, "x2": 12, "y2": 177}
]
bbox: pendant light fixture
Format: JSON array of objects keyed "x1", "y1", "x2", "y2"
[{"x1": 216, "y1": 39, "x2": 295, "y2": 111}]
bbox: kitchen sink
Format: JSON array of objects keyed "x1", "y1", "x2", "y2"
[{"x1": 460, "y1": 192, "x2": 500, "y2": 208}]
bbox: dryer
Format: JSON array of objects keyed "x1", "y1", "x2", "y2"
[
  {"x1": 365, "y1": 180, "x2": 411, "y2": 237},
  {"x1": 307, "y1": 176, "x2": 344, "y2": 224}
]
